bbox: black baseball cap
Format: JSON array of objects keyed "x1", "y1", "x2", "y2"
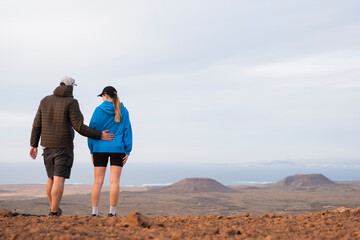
[{"x1": 97, "y1": 86, "x2": 117, "y2": 97}]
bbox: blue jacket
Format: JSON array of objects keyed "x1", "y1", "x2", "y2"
[{"x1": 88, "y1": 101, "x2": 132, "y2": 155}]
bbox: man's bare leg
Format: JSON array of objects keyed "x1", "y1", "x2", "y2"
[
  {"x1": 46, "y1": 178, "x2": 53, "y2": 208},
  {"x1": 50, "y1": 176, "x2": 65, "y2": 213}
]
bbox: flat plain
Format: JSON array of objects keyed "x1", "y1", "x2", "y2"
[{"x1": 0, "y1": 181, "x2": 359, "y2": 217}]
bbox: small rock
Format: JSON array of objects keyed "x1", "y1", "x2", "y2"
[
  {"x1": 213, "y1": 228, "x2": 220, "y2": 234},
  {"x1": 227, "y1": 229, "x2": 236, "y2": 236},
  {"x1": 0, "y1": 209, "x2": 13, "y2": 217},
  {"x1": 269, "y1": 213, "x2": 277, "y2": 219},
  {"x1": 264, "y1": 235, "x2": 276, "y2": 240},
  {"x1": 171, "y1": 231, "x2": 184, "y2": 239},
  {"x1": 335, "y1": 207, "x2": 351, "y2": 213},
  {"x1": 126, "y1": 211, "x2": 150, "y2": 228},
  {"x1": 225, "y1": 227, "x2": 242, "y2": 236}
]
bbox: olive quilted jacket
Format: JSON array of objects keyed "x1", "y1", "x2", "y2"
[{"x1": 30, "y1": 85, "x2": 102, "y2": 148}]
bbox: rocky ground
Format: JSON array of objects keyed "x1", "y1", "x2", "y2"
[{"x1": 1, "y1": 207, "x2": 360, "y2": 240}]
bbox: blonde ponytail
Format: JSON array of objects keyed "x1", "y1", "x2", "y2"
[{"x1": 113, "y1": 95, "x2": 121, "y2": 123}]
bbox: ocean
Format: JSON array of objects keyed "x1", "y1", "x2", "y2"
[{"x1": 1, "y1": 162, "x2": 359, "y2": 186}]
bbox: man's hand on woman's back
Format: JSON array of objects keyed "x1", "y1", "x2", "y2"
[{"x1": 101, "y1": 130, "x2": 115, "y2": 141}]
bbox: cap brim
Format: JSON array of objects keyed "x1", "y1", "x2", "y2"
[{"x1": 97, "y1": 93, "x2": 103, "y2": 97}]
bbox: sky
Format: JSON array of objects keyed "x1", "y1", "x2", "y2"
[{"x1": 0, "y1": 0, "x2": 360, "y2": 167}]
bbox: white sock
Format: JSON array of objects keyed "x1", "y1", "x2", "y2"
[
  {"x1": 92, "y1": 206, "x2": 99, "y2": 216},
  {"x1": 109, "y1": 206, "x2": 116, "y2": 215}
]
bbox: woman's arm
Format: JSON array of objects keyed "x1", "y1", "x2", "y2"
[
  {"x1": 87, "y1": 108, "x2": 99, "y2": 154},
  {"x1": 123, "y1": 110, "x2": 133, "y2": 156}
]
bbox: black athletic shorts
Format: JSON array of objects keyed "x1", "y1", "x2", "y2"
[
  {"x1": 93, "y1": 152, "x2": 126, "y2": 167},
  {"x1": 43, "y1": 148, "x2": 74, "y2": 179}
]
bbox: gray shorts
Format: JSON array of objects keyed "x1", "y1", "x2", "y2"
[{"x1": 43, "y1": 148, "x2": 74, "y2": 179}]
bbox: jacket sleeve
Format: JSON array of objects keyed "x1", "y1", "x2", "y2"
[
  {"x1": 30, "y1": 104, "x2": 42, "y2": 147},
  {"x1": 123, "y1": 110, "x2": 133, "y2": 155},
  {"x1": 87, "y1": 108, "x2": 98, "y2": 154},
  {"x1": 68, "y1": 100, "x2": 102, "y2": 139}
]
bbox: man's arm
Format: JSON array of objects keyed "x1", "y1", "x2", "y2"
[
  {"x1": 68, "y1": 100, "x2": 114, "y2": 140},
  {"x1": 29, "y1": 105, "x2": 42, "y2": 159},
  {"x1": 30, "y1": 105, "x2": 42, "y2": 148}
]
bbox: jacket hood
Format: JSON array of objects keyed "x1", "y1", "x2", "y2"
[
  {"x1": 99, "y1": 101, "x2": 126, "y2": 116},
  {"x1": 53, "y1": 85, "x2": 74, "y2": 98}
]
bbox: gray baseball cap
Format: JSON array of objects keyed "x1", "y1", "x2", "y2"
[{"x1": 60, "y1": 76, "x2": 77, "y2": 86}]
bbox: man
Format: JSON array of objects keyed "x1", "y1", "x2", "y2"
[{"x1": 29, "y1": 76, "x2": 115, "y2": 216}]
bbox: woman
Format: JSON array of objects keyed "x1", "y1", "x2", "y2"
[{"x1": 88, "y1": 86, "x2": 132, "y2": 217}]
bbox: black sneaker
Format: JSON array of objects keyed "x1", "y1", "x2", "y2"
[
  {"x1": 108, "y1": 213, "x2": 116, "y2": 217},
  {"x1": 49, "y1": 211, "x2": 60, "y2": 217},
  {"x1": 57, "y1": 208, "x2": 63, "y2": 216},
  {"x1": 92, "y1": 214, "x2": 99, "y2": 217},
  {"x1": 49, "y1": 208, "x2": 62, "y2": 217}
]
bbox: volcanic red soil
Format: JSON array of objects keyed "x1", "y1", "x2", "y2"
[
  {"x1": 1, "y1": 208, "x2": 360, "y2": 240},
  {"x1": 1, "y1": 176, "x2": 360, "y2": 239}
]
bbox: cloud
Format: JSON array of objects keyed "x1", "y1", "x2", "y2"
[
  {"x1": 1, "y1": 0, "x2": 360, "y2": 165},
  {"x1": 0, "y1": 112, "x2": 34, "y2": 128},
  {"x1": 0, "y1": 1, "x2": 163, "y2": 76},
  {"x1": 240, "y1": 52, "x2": 360, "y2": 88}
]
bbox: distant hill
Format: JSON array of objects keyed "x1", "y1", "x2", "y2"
[
  {"x1": 274, "y1": 174, "x2": 337, "y2": 187},
  {"x1": 149, "y1": 178, "x2": 234, "y2": 193}
]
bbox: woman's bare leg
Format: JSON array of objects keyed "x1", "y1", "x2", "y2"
[
  {"x1": 91, "y1": 167, "x2": 106, "y2": 207},
  {"x1": 109, "y1": 166, "x2": 122, "y2": 207}
]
